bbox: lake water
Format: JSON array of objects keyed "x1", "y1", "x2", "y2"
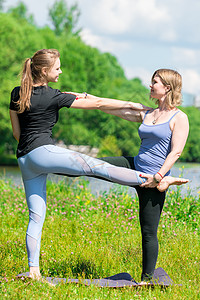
[{"x1": 0, "y1": 163, "x2": 200, "y2": 198}]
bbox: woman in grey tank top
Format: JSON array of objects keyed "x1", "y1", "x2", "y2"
[{"x1": 83, "y1": 69, "x2": 189, "y2": 283}]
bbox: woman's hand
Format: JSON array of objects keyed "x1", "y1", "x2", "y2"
[{"x1": 139, "y1": 174, "x2": 159, "y2": 188}]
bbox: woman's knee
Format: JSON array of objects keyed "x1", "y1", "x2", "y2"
[{"x1": 141, "y1": 226, "x2": 158, "y2": 240}]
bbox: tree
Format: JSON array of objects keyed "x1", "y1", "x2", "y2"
[
  {"x1": 1, "y1": 10, "x2": 200, "y2": 163},
  {"x1": 98, "y1": 135, "x2": 122, "y2": 157},
  {"x1": 49, "y1": 0, "x2": 81, "y2": 36},
  {"x1": 8, "y1": 1, "x2": 34, "y2": 24},
  {"x1": 0, "y1": 0, "x2": 4, "y2": 11}
]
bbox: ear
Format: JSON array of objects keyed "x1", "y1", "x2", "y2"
[
  {"x1": 41, "y1": 67, "x2": 48, "y2": 77},
  {"x1": 165, "y1": 85, "x2": 171, "y2": 92}
]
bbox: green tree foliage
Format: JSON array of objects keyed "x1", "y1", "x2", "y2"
[
  {"x1": 179, "y1": 107, "x2": 200, "y2": 162},
  {"x1": 0, "y1": 8, "x2": 200, "y2": 163},
  {"x1": 0, "y1": 11, "x2": 45, "y2": 157},
  {"x1": 98, "y1": 135, "x2": 122, "y2": 157},
  {"x1": 0, "y1": 0, "x2": 4, "y2": 11},
  {"x1": 49, "y1": 0, "x2": 81, "y2": 36},
  {"x1": 8, "y1": 1, "x2": 34, "y2": 24}
]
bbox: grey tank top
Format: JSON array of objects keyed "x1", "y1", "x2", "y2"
[{"x1": 134, "y1": 110, "x2": 179, "y2": 175}]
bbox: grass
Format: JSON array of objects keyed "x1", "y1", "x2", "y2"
[{"x1": 0, "y1": 178, "x2": 199, "y2": 299}]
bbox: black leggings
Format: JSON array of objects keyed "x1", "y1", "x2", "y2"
[{"x1": 100, "y1": 156, "x2": 166, "y2": 281}]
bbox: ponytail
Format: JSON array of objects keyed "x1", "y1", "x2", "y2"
[
  {"x1": 17, "y1": 58, "x2": 33, "y2": 113},
  {"x1": 17, "y1": 49, "x2": 60, "y2": 113}
]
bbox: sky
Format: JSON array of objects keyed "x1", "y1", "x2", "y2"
[{"x1": 3, "y1": 0, "x2": 200, "y2": 97}]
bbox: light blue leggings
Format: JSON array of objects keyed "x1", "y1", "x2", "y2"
[{"x1": 18, "y1": 145, "x2": 146, "y2": 267}]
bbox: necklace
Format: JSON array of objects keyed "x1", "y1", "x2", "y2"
[{"x1": 152, "y1": 110, "x2": 164, "y2": 124}]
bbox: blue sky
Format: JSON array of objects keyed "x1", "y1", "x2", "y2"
[{"x1": 4, "y1": 0, "x2": 200, "y2": 96}]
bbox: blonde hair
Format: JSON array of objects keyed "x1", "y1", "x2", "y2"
[
  {"x1": 17, "y1": 49, "x2": 60, "y2": 113},
  {"x1": 151, "y1": 69, "x2": 182, "y2": 108}
]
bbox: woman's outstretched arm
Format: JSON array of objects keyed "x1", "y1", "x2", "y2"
[
  {"x1": 95, "y1": 107, "x2": 143, "y2": 122},
  {"x1": 69, "y1": 92, "x2": 149, "y2": 109},
  {"x1": 69, "y1": 93, "x2": 151, "y2": 121}
]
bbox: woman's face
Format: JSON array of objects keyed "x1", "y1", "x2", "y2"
[
  {"x1": 46, "y1": 57, "x2": 62, "y2": 83},
  {"x1": 150, "y1": 76, "x2": 169, "y2": 100}
]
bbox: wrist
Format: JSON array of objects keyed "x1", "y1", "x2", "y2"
[
  {"x1": 157, "y1": 172, "x2": 163, "y2": 179},
  {"x1": 153, "y1": 173, "x2": 163, "y2": 184}
]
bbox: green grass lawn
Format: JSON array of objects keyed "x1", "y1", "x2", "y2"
[{"x1": 0, "y1": 178, "x2": 199, "y2": 299}]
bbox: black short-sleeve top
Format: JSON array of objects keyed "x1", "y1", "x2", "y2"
[{"x1": 9, "y1": 86, "x2": 76, "y2": 158}]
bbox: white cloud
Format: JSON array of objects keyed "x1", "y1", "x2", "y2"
[
  {"x1": 4, "y1": 0, "x2": 200, "y2": 96},
  {"x1": 88, "y1": 0, "x2": 173, "y2": 40},
  {"x1": 135, "y1": 0, "x2": 169, "y2": 23},
  {"x1": 80, "y1": 28, "x2": 131, "y2": 54},
  {"x1": 125, "y1": 66, "x2": 152, "y2": 87},
  {"x1": 160, "y1": 30, "x2": 177, "y2": 43},
  {"x1": 91, "y1": 0, "x2": 132, "y2": 34},
  {"x1": 181, "y1": 69, "x2": 200, "y2": 95},
  {"x1": 125, "y1": 65, "x2": 200, "y2": 96},
  {"x1": 172, "y1": 47, "x2": 200, "y2": 67},
  {"x1": 80, "y1": 29, "x2": 102, "y2": 49}
]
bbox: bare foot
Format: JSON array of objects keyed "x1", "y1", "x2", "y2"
[
  {"x1": 28, "y1": 272, "x2": 42, "y2": 280},
  {"x1": 29, "y1": 270, "x2": 54, "y2": 286},
  {"x1": 157, "y1": 176, "x2": 189, "y2": 192},
  {"x1": 29, "y1": 266, "x2": 41, "y2": 280}
]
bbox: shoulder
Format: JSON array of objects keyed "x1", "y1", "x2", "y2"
[
  {"x1": 175, "y1": 109, "x2": 189, "y2": 122},
  {"x1": 48, "y1": 87, "x2": 61, "y2": 94},
  {"x1": 37, "y1": 86, "x2": 59, "y2": 95},
  {"x1": 47, "y1": 87, "x2": 76, "y2": 108},
  {"x1": 11, "y1": 86, "x2": 20, "y2": 92},
  {"x1": 39, "y1": 86, "x2": 57, "y2": 96},
  {"x1": 38, "y1": 86, "x2": 61, "y2": 100},
  {"x1": 10, "y1": 86, "x2": 20, "y2": 111},
  {"x1": 47, "y1": 86, "x2": 58, "y2": 93},
  {"x1": 48, "y1": 87, "x2": 63, "y2": 99},
  {"x1": 171, "y1": 109, "x2": 189, "y2": 132},
  {"x1": 11, "y1": 86, "x2": 20, "y2": 99}
]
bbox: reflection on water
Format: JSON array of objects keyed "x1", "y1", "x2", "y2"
[
  {"x1": 170, "y1": 164, "x2": 200, "y2": 196},
  {"x1": 0, "y1": 166, "x2": 23, "y2": 186},
  {"x1": 0, "y1": 164, "x2": 200, "y2": 197}
]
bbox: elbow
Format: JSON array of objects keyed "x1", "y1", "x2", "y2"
[
  {"x1": 96, "y1": 98, "x2": 102, "y2": 109},
  {"x1": 172, "y1": 150, "x2": 182, "y2": 161},
  {"x1": 13, "y1": 131, "x2": 19, "y2": 142}
]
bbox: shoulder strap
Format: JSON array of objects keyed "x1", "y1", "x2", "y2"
[
  {"x1": 143, "y1": 110, "x2": 150, "y2": 122},
  {"x1": 168, "y1": 111, "x2": 180, "y2": 122}
]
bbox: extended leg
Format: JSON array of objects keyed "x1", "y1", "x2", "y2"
[
  {"x1": 19, "y1": 146, "x2": 188, "y2": 190},
  {"x1": 21, "y1": 146, "x2": 145, "y2": 185}
]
